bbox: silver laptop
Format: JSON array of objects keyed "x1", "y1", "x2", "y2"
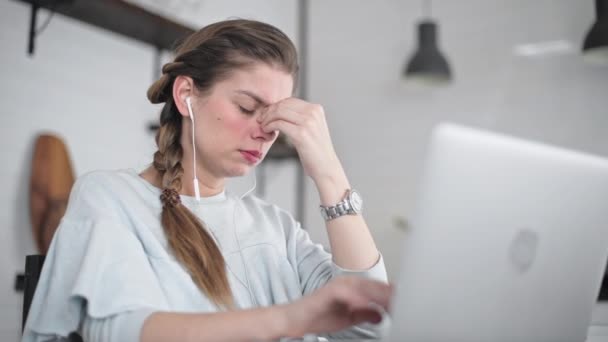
[{"x1": 386, "y1": 123, "x2": 608, "y2": 342}]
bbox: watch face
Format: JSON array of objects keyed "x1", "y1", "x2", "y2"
[{"x1": 349, "y1": 190, "x2": 363, "y2": 212}]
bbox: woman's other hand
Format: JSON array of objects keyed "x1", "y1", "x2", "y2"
[{"x1": 280, "y1": 276, "x2": 392, "y2": 338}]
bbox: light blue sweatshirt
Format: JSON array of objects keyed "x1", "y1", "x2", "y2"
[{"x1": 22, "y1": 169, "x2": 387, "y2": 342}]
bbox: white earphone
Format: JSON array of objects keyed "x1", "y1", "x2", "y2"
[
  {"x1": 186, "y1": 97, "x2": 201, "y2": 202},
  {"x1": 186, "y1": 96, "x2": 260, "y2": 307}
]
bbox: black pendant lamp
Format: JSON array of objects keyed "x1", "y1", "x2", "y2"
[
  {"x1": 404, "y1": 0, "x2": 452, "y2": 85},
  {"x1": 583, "y1": 0, "x2": 608, "y2": 64}
]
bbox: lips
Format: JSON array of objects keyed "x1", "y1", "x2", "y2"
[
  {"x1": 242, "y1": 150, "x2": 261, "y2": 158},
  {"x1": 239, "y1": 150, "x2": 262, "y2": 163}
]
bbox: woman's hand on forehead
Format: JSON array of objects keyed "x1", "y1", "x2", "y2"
[{"x1": 257, "y1": 97, "x2": 343, "y2": 183}]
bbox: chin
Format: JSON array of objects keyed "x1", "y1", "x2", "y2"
[{"x1": 224, "y1": 164, "x2": 252, "y2": 178}]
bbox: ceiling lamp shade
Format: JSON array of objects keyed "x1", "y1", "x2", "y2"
[
  {"x1": 404, "y1": 20, "x2": 452, "y2": 85},
  {"x1": 583, "y1": 0, "x2": 608, "y2": 64}
]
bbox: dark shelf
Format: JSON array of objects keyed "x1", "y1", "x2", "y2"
[
  {"x1": 599, "y1": 268, "x2": 608, "y2": 301},
  {"x1": 265, "y1": 134, "x2": 299, "y2": 161},
  {"x1": 17, "y1": 0, "x2": 196, "y2": 50}
]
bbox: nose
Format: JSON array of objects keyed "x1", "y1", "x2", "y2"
[{"x1": 252, "y1": 121, "x2": 276, "y2": 142}]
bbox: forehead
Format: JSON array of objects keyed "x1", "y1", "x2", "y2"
[{"x1": 213, "y1": 63, "x2": 294, "y2": 104}]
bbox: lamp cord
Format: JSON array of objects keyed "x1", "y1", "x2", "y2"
[{"x1": 423, "y1": 0, "x2": 432, "y2": 18}]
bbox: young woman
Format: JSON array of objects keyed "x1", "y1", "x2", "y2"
[{"x1": 22, "y1": 19, "x2": 391, "y2": 342}]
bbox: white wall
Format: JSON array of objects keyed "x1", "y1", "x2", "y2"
[
  {"x1": 0, "y1": 3, "x2": 156, "y2": 341},
  {"x1": 0, "y1": 1, "x2": 296, "y2": 341}
]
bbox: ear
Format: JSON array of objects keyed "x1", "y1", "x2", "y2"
[{"x1": 172, "y1": 75, "x2": 195, "y2": 119}]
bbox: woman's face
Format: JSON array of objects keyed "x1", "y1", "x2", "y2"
[{"x1": 188, "y1": 63, "x2": 294, "y2": 179}]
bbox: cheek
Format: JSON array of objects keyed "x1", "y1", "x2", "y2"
[
  {"x1": 221, "y1": 114, "x2": 249, "y2": 138},
  {"x1": 200, "y1": 99, "x2": 251, "y2": 148},
  {"x1": 204, "y1": 101, "x2": 246, "y2": 137}
]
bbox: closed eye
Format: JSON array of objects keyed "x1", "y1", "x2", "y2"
[{"x1": 238, "y1": 106, "x2": 255, "y2": 115}]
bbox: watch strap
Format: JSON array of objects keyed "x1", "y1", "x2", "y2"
[{"x1": 319, "y1": 189, "x2": 356, "y2": 221}]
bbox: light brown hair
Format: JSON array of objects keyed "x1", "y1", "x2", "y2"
[{"x1": 146, "y1": 19, "x2": 298, "y2": 308}]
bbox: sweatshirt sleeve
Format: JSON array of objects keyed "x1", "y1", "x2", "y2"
[
  {"x1": 287, "y1": 220, "x2": 389, "y2": 339},
  {"x1": 22, "y1": 174, "x2": 169, "y2": 342},
  {"x1": 21, "y1": 215, "x2": 170, "y2": 342},
  {"x1": 80, "y1": 308, "x2": 157, "y2": 342},
  {"x1": 289, "y1": 221, "x2": 387, "y2": 294}
]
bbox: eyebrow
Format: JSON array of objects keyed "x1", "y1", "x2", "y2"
[{"x1": 235, "y1": 90, "x2": 269, "y2": 106}]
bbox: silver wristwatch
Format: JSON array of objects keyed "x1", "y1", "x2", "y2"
[{"x1": 319, "y1": 189, "x2": 363, "y2": 221}]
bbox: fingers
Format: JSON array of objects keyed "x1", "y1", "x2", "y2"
[
  {"x1": 352, "y1": 277, "x2": 393, "y2": 310},
  {"x1": 328, "y1": 278, "x2": 390, "y2": 327},
  {"x1": 334, "y1": 276, "x2": 393, "y2": 312},
  {"x1": 350, "y1": 308, "x2": 384, "y2": 325},
  {"x1": 258, "y1": 98, "x2": 325, "y2": 133},
  {"x1": 262, "y1": 120, "x2": 300, "y2": 142},
  {"x1": 258, "y1": 102, "x2": 304, "y2": 127}
]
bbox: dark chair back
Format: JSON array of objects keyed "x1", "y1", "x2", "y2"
[{"x1": 22, "y1": 254, "x2": 45, "y2": 332}]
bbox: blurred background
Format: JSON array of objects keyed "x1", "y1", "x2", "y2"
[{"x1": 1, "y1": 0, "x2": 607, "y2": 341}]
